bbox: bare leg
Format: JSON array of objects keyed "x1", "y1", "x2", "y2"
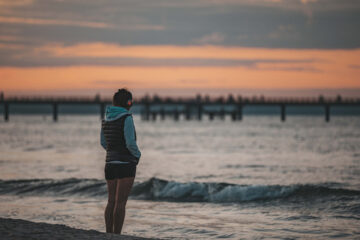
[
  {"x1": 113, "y1": 177, "x2": 135, "y2": 234},
  {"x1": 105, "y1": 179, "x2": 117, "y2": 233}
]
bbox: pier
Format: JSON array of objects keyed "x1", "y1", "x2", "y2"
[{"x1": 1, "y1": 94, "x2": 359, "y2": 122}]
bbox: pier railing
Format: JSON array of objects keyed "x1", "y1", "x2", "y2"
[{"x1": 1, "y1": 95, "x2": 359, "y2": 122}]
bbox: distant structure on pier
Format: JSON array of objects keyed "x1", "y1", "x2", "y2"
[
  {"x1": 137, "y1": 94, "x2": 359, "y2": 122},
  {"x1": 1, "y1": 93, "x2": 360, "y2": 123}
]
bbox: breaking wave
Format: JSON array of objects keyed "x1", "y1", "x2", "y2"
[{"x1": 0, "y1": 178, "x2": 359, "y2": 203}]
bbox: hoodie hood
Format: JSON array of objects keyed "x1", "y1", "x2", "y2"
[{"x1": 105, "y1": 106, "x2": 129, "y2": 121}]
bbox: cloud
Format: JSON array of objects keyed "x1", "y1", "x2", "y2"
[
  {"x1": 268, "y1": 25, "x2": 299, "y2": 40},
  {"x1": 255, "y1": 62, "x2": 321, "y2": 72},
  {"x1": 0, "y1": 0, "x2": 360, "y2": 49},
  {"x1": 0, "y1": 0, "x2": 33, "y2": 7},
  {"x1": 0, "y1": 16, "x2": 165, "y2": 30},
  {"x1": 0, "y1": 56, "x2": 316, "y2": 68},
  {"x1": 0, "y1": 35, "x2": 21, "y2": 41},
  {"x1": 300, "y1": 0, "x2": 317, "y2": 3},
  {"x1": 193, "y1": 32, "x2": 226, "y2": 44},
  {"x1": 349, "y1": 64, "x2": 360, "y2": 70},
  {"x1": 0, "y1": 42, "x2": 25, "y2": 49},
  {"x1": 5, "y1": 42, "x2": 360, "y2": 77},
  {"x1": 0, "y1": 41, "x2": 319, "y2": 69},
  {"x1": 31, "y1": 43, "x2": 319, "y2": 60},
  {"x1": 299, "y1": 0, "x2": 318, "y2": 23},
  {"x1": 0, "y1": 16, "x2": 113, "y2": 29}
]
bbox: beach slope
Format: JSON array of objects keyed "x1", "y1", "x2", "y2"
[{"x1": 0, "y1": 218, "x2": 157, "y2": 240}]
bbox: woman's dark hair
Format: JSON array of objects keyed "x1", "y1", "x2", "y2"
[{"x1": 113, "y1": 88, "x2": 133, "y2": 108}]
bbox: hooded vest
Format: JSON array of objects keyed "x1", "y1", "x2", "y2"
[{"x1": 101, "y1": 114, "x2": 139, "y2": 165}]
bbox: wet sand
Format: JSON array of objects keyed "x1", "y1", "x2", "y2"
[{"x1": 0, "y1": 218, "x2": 158, "y2": 240}]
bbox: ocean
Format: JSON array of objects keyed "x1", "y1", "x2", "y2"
[{"x1": 0, "y1": 112, "x2": 359, "y2": 239}]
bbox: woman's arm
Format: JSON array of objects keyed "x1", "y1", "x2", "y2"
[
  {"x1": 124, "y1": 115, "x2": 141, "y2": 159},
  {"x1": 100, "y1": 128, "x2": 107, "y2": 150}
]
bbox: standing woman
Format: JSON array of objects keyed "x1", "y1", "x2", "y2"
[{"x1": 100, "y1": 88, "x2": 141, "y2": 234}]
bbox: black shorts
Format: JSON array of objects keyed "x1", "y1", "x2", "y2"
[{"x1": 104, "y1": 163, "x2": 136, "y2": 180}]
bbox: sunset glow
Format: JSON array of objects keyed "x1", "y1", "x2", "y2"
[
  {"x1": 1, "y1": 45, "x2": 360, "y2": 94},
  {"x1": 1, "y1": 0, "x2": 360, "y2": 97}
]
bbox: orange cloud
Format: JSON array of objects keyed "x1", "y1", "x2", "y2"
[
  {"x1": 38, "y1": 43, "x2": 360, "y2": 63},
  {"x1": 0, "y1": 16, "x2": 113, "y2": 29},
  {"x1": 1, "y1": 45, "x2": 359, "y2": 94}
]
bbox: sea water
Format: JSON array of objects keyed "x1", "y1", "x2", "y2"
[{"x1": 0, "y1": 114, "x2": 359, "y2": 239}]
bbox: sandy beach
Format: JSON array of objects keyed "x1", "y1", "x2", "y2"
[{"x1": 0, "y1": 218, "x2": 157, "y2": 240}]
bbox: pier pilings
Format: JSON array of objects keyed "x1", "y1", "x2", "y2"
[
  {"x1": 4, "y1": 102, "x2": 9, "y2": 122},
  {"x1": 237, "y1": 104, "x2": 243, "y2": 121},
  {"x1": 281, "y1": 104, "x2": 286, "y2": 122},
  {"x1": 197, "y1": 104, "x2": 203, "y2": 121},
  {"x1": 325, "y1": 104, "x2": 330, "y2": 122},
  {"x1": 52, "y1": 103, "x2": 58, "y2": 122},
  {"x1": 1, "y1": 95, "x2": 359, "y2": 122}
]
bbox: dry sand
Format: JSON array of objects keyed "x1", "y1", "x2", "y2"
[{"x1": 0, "y1": 218, "x2": 158, "y2": 240}]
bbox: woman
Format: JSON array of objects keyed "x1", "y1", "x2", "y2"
[{"x1": 100, "y1": 88, "x2": 141, "y2": 234}]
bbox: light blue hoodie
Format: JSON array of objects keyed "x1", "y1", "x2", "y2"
[{"x1": 100, "y1": 106, "x2": 141, "y2": 162}]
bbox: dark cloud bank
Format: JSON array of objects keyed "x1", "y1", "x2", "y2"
[{"x1": 0, "y1": 0, "x2": 360, "y2": 67}]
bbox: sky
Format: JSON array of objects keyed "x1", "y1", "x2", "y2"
[{"x1": 0, "y1": 0, "x2": 360, "y2": 97}]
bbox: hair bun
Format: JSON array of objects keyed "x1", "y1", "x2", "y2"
[{"x1": 113, "y1": 88, "x2": 133, "y2": 108}]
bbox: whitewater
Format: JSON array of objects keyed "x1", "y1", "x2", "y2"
[{"x1": 0, "y1": 114, "x2": 359, "y2": 239}]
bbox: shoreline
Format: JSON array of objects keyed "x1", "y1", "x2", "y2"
[{"x1": 0, "y1": 218, "x2": 158, "y2": 240}]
